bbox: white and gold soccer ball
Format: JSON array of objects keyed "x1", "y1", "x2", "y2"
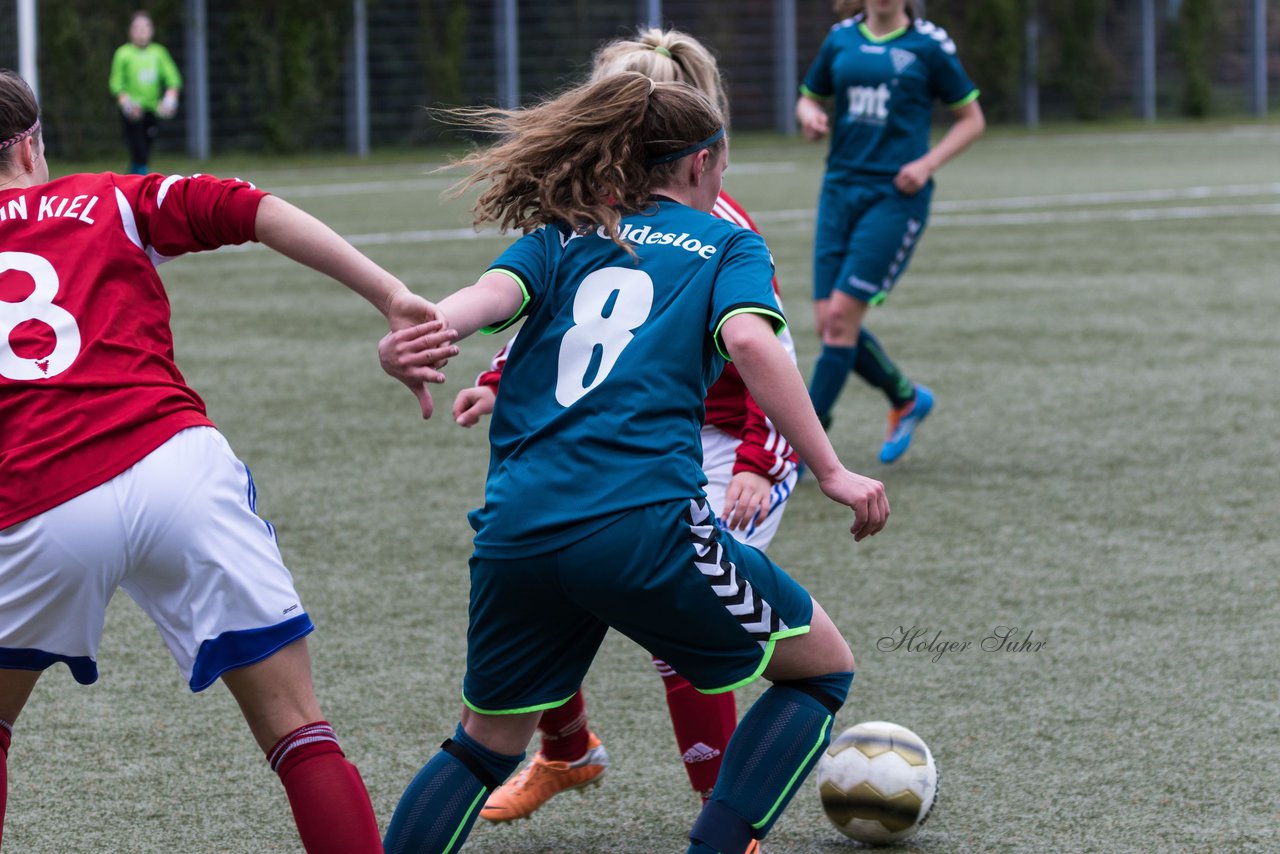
[{"x1": 815, "y1": 721, "x2": 938, "y2": 844}]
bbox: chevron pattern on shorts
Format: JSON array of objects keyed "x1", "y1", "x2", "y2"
[{"x1": 686, "y1": 498, "x2": 787, "y2": 646}]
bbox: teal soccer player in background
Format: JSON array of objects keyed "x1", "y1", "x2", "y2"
[
  {"x1": 798, "y1": 0, "x2": 984, "y2": 463},
  {"x1": 109, "y1": 11, "x2": 182, "y2": 175},
  {"x1": 378, "y1": 73, "x2": 889, "y2": 854}
]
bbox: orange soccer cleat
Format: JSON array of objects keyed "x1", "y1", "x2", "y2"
[{"x1": 479, "y1": 731, "x2": 609, "y2": 822}]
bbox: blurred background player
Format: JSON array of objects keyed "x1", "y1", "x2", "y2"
[
  {"x1": 109, "y1": 10, "x2": 182, "y2": 175},
  {"x1": 0, "y1": 69, "x2": 455, "y2": 852},
  {"x1": 448, "y1": 31, "x2": 798, "y2": 844},
  {"x1": 378, "y1": 72, "x2": 887, "y2": 854},
  {"x1": 797, "y1": 0, "x2": 984, "y2": 463}
]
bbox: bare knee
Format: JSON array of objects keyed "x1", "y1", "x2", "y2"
[
  {"x1": 764, "y1": 599, "x2": 854, "y2": 682},
  {"x1": 820, "y1": 293, "x2": 868, "y2": 347},
  {"x1": 460, "y1": 707, "x2": 542, "y2": 757},
  {"x1": 221, "y1": 639, "x2": 324, "y2": 752}
]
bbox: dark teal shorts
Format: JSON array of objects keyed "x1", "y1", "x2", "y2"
[
  {"x1": 812, "y1": 175, "x2": 932, "y2": 305},
  {"x1": 461, "y1": 497, "x2": 814, "y2": 714}
]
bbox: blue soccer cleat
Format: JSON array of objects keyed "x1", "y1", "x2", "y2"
[{"x1": 879, "y1": 385, "x2": 934, "y2": 464}]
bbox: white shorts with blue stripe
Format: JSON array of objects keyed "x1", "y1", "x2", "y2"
[{"x1": 0, "y1": 426, "x2": 312, "y2": 691}]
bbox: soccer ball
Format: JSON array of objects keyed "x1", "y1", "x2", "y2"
[{"x1": 815, "y1": 721, "x2": 938, "y2": 844}]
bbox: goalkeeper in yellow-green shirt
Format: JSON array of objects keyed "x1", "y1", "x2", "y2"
[{"x1": 109, "y1": 11, "x2": 182, "y2": 175}]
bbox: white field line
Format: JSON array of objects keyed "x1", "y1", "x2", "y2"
[
  {"x1": 931, "y1": 182, "x2": 1280, "y2": 212},
  {"x1": 275, "y1": 177, "x2": 454, "y2": 198},
  {"x1": 222, "y1": 180, "x2": 1279, "y2": 249},
  {"x1": 931, "y1": 201, "x2": 1280, "y2": 227}
]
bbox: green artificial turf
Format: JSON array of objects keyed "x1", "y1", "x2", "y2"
[{"x1": 7, "y1": 121, "x2": 1278, "y2": 852}]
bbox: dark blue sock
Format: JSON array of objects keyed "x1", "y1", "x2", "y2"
[
  {"x1": 808, "y1": 345, "x2": 858, "y2": 425},
  {"x1": 383, "y1": 723, "x2": 523, "y2": 854},
  {"x1": 852, "y1": 328, "x2": 914, "y2": 408},
  {"x1": 689, "y1": 672, "x2": 854, "y2": 852}
]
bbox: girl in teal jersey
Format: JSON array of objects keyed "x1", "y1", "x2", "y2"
[
  {"x1": 379, "y1": 73, "x2": 888, "y2": 854},
  {"x1": 797, "y1": 0, "x2": 985, "y2": 464},
  {"x1": 108, "y1": 11, "x2": 182, "y2": 175},
  {"x1": 458, "y1": 32, "x2": 798, "y2": 847}
]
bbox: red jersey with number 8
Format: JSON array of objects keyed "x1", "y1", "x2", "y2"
[{"x1": 0, "y1": 172, "x2": 267, "y2": 529}]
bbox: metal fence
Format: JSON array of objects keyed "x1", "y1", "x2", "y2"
[{"x1": 1, "y1": 0, "x2": 1276, "y2": 161}]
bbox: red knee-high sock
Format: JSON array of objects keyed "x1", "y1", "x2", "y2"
[
  {"x1": 655, "y1": 659, "x2": 737, "y2": 799},
  {"x1": 1, "y1": 719, "x2": 12, "y2": 851},
  {"x1": 537, "y1": 689, "x2": 591, "y2": 761},
  {"x1": 266, "y1": 721, "x2": 381, "y2": 854}
]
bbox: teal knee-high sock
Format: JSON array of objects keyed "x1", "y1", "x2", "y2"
[
  {"x1": 852, "y1": 328, "x2": 914, "y2": 408},
  {"x1": 383, "y1": 723, "x2": 523, "y2": 854},
  {"x1": 688, "y1": 672, "x2": 854, "y2": 853},
  {"x1": 808, "y1": 345, "x2": 858, "y2": 425}
]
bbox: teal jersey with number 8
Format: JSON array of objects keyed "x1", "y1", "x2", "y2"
[{"x1": 468, "y1": 198, "x2": 785, "y2": 558}]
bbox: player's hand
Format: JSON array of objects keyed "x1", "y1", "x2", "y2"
[
  {"x1": 378, "y1": 320, "x2": 457, "y2": 420},
  {"x1": 796, "y1": 97, "x2": 829, "y2": 142},
  {"x1": 119, "y1": 96, "x2": 143, "y2": 120},
  {"x1": 157, "y1": 93, "x2": 178, "y2": 119},
  {"x1": 385, "y1": 288, "x2": 442, "y2": 332},
  {"x1": 817, "y1": 469, "x2": 889, "y2": 541},
  {"x1": 894, "y1": 159, "x2": 932, "y2": 195},
  {"x1": 453, "y1": 385, "x2": 496, "y2": 428},
  {"x1": 721, "y1": 471, "x2": 773, "y2": 532}
]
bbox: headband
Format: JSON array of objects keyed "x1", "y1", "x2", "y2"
[
  {"x1": 0, "y1": 118, "x2": 39, "y2": 152},
  {"x1": 645, "y1": 126, "x2": 725, "y2": 166},
  {"x1": 653, "y1": 45, "x2": 673, "y2": 58}
]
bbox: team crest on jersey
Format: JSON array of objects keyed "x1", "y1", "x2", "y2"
[{"x1": 890, "y1": 48, "x2": 916, "y2": 74}]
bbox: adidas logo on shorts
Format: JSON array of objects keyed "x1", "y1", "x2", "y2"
[{"x1": 682, "y1": 742, "x2": 722, "y2": 765}]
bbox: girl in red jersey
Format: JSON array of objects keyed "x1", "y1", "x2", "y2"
[
  {"x1": 447, "y1": 31, "x2": 797, "y2": 847},
  {"x1": 0, "y1": 69, "x2": 455, "y2": 852}
]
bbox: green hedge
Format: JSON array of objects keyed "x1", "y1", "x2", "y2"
[{"x1": 1174, "y1": 0, "x2": 1218, "y2": 117}]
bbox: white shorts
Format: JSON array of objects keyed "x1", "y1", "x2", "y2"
[
  {"x1": 700, "y1": 424, "x2": 797, "y2": 551},
  {"x1": 0, "y1": 427, "x2": 312, "y2": 692}
]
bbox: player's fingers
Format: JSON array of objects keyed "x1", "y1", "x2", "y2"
[
  {"x1": 413, "y1": 384, "x2": 435, "y2": 419},
  {"x1": 877, "y1": 492, "x2": 891, "y2": 529},
  {"x1": 849, "y1": 499, "x2": 872, "y2": 541},
  {"x1": 405, "y1": 365, "x2": 446, "y2": 384},
  {"x1": 454, "y1": 401, "x2": 482, "y2": 427},
  {"x1": 393, "y1": 340, "x2": 455, "y2": 369},
  {"x1": 390, "y1": 323, "x2": 451, "y2": 354},
  {"x1": 859, "y1": 494, "x2": 888, "y2": 539}
]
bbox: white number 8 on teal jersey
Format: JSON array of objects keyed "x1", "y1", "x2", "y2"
[{"x1": 555, "y1": 266, "x2": 653, "y2": 407}]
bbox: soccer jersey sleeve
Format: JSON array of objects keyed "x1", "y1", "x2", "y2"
[
  {"x1": 918, "y1": 23, "x2": 979, "y2": 108},
  {"x1": 709, "y1": 229, "x2": 785, "y2": 360},
  {"x1": 483, "y1": 227, "x2": 558, "y2": 332},
  {"x1": 118, "y1": 173, "x2": 267, "y2": 259},
  {"x1": 156, "y1": 45, "x2": 183, "y2": 92},
  {"x1": 800, "y1": 30, "x2": 840, "y2": 99},
  {"x1": 476, "y1": 336, "x2": 514, "y2": 392},
  {"x1": 108, "y1": 46, "x2": 130, "y2": 98}
]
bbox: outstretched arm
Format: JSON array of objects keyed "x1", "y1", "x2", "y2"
[{"x1": 721, "y1": 312, "x2": 889, "y2": 541}]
